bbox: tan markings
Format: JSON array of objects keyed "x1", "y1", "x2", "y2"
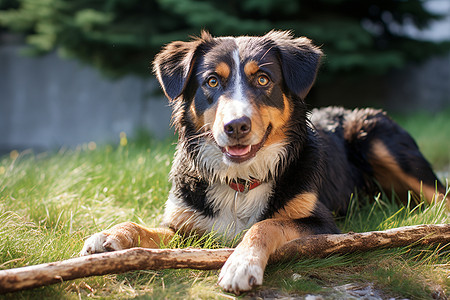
[
  {"x1": 203, "y1": 101, "x2": 219, "y2": 133},
  {"x1": 260, "y1": 94, "x2": 292, "y2": 146},
  {"x1": 189, "y1": 101, "x2": 205, "y2": 131},
  {"x1": 104, "y1": 222, "x2": 175, "y2": 249},
  {"x1": 236, "y1": 218, "x2": 312, "y2": 263},
  {"x1": 370, "y1": 140, "x2": 444, "y2": 205},
  {"x1": 215, "y1": 62, "x2": 230, "y2": 79},
  {"x1": 244, "y1": 60, "x2": 259, "y2": 77},
  {"x1": 273, "y1": 193, "x2": 317, "y2": 219}
]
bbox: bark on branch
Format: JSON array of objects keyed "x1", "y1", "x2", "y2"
[{"x1": 1, "y1": 224, "x2": 449, "y2": 294}]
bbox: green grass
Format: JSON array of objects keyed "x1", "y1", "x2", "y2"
[
  {"x1": 393, "y1": 109, "x2": 450, "y2": 169},
  {"x1": 1, "y1": 110, "x2": 449, "y2": 299}
]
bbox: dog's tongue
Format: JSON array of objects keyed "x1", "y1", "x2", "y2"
[{"x1": 226, "y1": 145, "x2": 251, "y2": 156}]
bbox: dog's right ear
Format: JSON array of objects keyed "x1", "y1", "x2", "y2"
[{"x1": 153, "y1": 32, "x2": 212, "y2": 101}]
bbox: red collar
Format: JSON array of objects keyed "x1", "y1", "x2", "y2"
[{"x1": 229, "y1": 178, "x2": 262, "y2": 193}]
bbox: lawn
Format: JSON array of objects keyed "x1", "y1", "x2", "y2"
[{"x1": 0, "y1": 110, "x2": 449, "y2": 299}]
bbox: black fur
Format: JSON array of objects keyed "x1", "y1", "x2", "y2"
[{"x1": 154, "y1": 31, "x2": 446, "y2": 239}]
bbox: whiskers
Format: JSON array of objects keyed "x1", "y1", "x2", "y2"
[
  {"x1": 258, "y1": 62, "x2": 273, "y2": 68},
  {"x1": 187, "y1": 127, "x2": 211, "y2": 142},
  {"x1": 185, "y1": 122, "x2": 213, "y2": 145},
  {"x1": 260, "y1": 45, "x2": 274, "y2": 61}
]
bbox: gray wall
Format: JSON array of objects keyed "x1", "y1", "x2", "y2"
[
  {"x1": 1, "y1": 39, "x2": 449, "y2": 154},
  {"x1": 314, "y1": 53, "x2": 450, "y2": 112},
  {"x1": 0, "y1": 43, "x2": 172, "y2": 153}
]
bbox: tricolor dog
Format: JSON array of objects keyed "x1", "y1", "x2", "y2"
[{"x1": 81, "y1": 31, "x2": 448, "y2": 294}]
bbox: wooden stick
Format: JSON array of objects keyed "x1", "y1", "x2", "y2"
[
  {"x1": 1, "y1": 224, "x2": 449, "y2": 293},
  {"x1": 269, "y1": 223, "x2": 450, "y2": 263},
  {"x1": 0, "y1": 248, "x2": 234, "y2": 294}
]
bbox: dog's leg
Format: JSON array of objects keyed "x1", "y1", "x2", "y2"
[
  {"x1": 369, "y1": 138, "x2": 448, "y2": 206},
  {"x1": 218, "y1": 217, "x2": 322, "y2": 294},
  {"x1": 80, "y1": 222, "x2": 175, "y2": 256}
]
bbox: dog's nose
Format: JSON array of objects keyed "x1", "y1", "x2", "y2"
[{"x1": 224, "y1": 116, "x2": 252, "y2": 139}]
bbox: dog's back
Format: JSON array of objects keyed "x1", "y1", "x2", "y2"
[{"x1": 311, "y1": 106, "x2": 446, "y2": 214}]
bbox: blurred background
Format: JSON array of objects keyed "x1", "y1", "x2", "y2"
[{"x1": 0, "y1": 0, "x2": 449, "y2": 154}]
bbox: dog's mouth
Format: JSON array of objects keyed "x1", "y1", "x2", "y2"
[{"x1": 220, "y1": 125, "x2": 272, "y2": 163}]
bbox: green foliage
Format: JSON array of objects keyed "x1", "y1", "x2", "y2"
[
  {"x1": 0, "y1": 0, "x2": 449, "y2": 78},
  {"x1": 0, "y1": 0, "x2": 18, "y2": 11}
]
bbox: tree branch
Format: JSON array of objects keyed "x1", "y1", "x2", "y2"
[
  {"x1": 269, "y1": 223, "x2": 450, "y2": 263},
  {"x1": 1, "y1": 224, "x2": 449, "y2": 294}
]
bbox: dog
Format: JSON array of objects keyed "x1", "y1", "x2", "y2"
[{"x1": 81, "y1": 31, "x2": 448, "y2": 294}]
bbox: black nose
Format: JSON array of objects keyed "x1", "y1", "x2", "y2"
[{"x1": 224, "y1": 116, "x2": 252, "y2": 139}]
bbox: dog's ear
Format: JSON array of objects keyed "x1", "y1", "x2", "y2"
[
  {"x1": 266, "y1": 31, "x2": 322, "y2": 100},
  {"x1": 153, "y1": 31, "x2": 213, "y2": 101}
]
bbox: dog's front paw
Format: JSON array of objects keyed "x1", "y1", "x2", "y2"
[
  {"x1": 80, "y1": 232, "x2": 124, "y2": 256},
  {"x1": 218, "y1": 249, "x2": 264, "y2": 294}
]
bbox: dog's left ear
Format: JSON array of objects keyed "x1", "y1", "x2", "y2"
[
  {"x1": 267, "y1": 31, "x2": 323, "y2": 100},
  {"x1": 153, "y1": 32, "x2": 212, "y2": 101}
]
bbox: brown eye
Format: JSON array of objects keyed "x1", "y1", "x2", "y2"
[
  {"x1": 257, "y1": 75, "x2": 269, "y2": 86},
  {"x1": 207, "y1": 77, "x2": 218, "y2": 88}
]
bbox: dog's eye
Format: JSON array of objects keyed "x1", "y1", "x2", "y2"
[
  {"x1": 207, "y1": 77, "x2": 219, "y2": 88},
  {"x1": 257, "y1": 75, "x2": 270, "y2": 86}
]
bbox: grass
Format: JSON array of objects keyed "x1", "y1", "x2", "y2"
[
  {"x1": 393, "y1": 108, "x2": 450, "y2": 169},
  {"x1": 1, "y1": 110, "x2": 449, "y2": 299}
]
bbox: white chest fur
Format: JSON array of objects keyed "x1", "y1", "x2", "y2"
[
  {"x1": 163, "y1": 181, "x2": 273, "y2": 241},
  {"x1": 204, "y1": 181, "x2": 273, "y2": 237}
]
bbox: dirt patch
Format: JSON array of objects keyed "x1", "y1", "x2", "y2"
[{"x1": 244, "y1": 283, "x2": 408, "y2": 300}]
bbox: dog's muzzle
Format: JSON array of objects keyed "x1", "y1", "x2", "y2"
[{"x1": 220, "y1": 124, "x2": 272, "y2": 163}]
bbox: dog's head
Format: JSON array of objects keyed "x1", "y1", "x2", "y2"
[{"x1": 154, "y1": 31, "x2": 322, "y2": 168}]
